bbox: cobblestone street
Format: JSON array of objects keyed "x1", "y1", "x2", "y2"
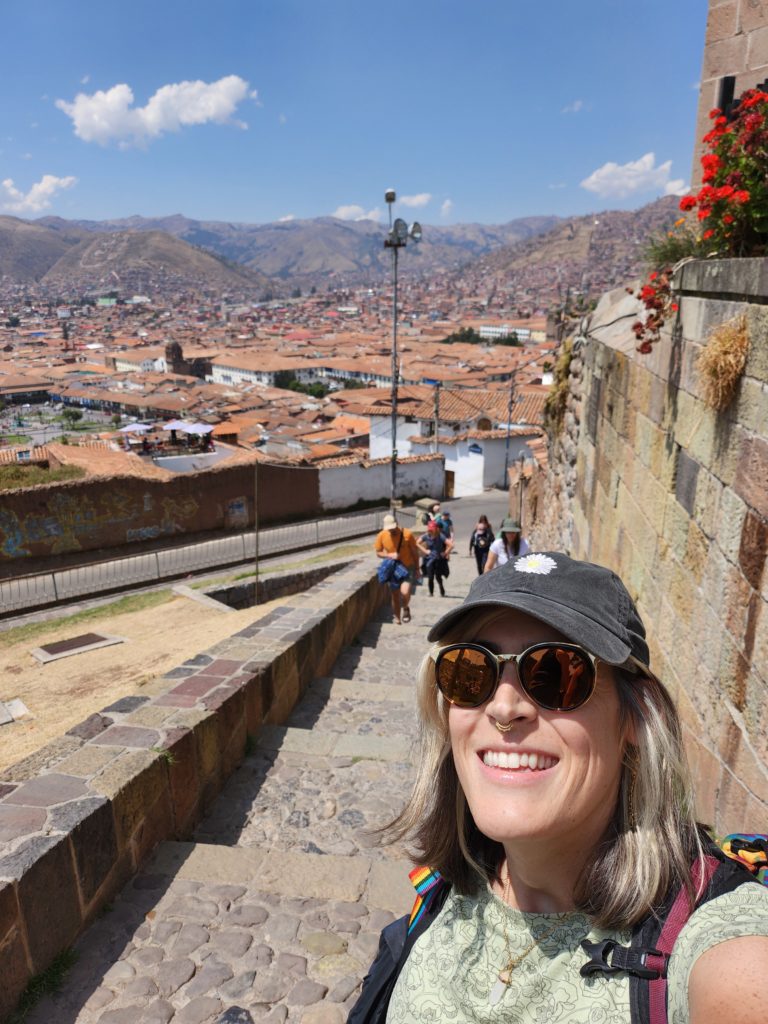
[{"x1": 25, "y1": 549, "x2": 479, "y2": 1024}]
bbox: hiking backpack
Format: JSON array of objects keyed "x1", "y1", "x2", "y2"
[{"x1": 348, "y1": 834, "x2": 767, "y2": 1024}]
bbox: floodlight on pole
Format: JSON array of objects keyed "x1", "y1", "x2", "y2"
[{"x1": 383, "y1": 189, "x2": 422, "y2": 509}]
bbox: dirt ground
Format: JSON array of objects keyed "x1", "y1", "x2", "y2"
[{"x1": 0, "y1": 591, "x2": 286, "y2": 771}]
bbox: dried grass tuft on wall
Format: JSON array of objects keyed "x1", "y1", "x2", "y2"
[{"x1": 696, "y1": 314, "x2": 750, "y2": 410}]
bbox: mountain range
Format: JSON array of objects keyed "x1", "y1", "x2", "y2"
[{"x1": 0, "y1": 197, "x2": 681, "y2": 300}]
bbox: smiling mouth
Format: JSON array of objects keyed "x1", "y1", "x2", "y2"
[{"x1": 481, "y1": 751, "x2": 558, "y2": 771}]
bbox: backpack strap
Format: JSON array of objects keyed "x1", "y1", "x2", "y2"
[
  {"x1": 645, "y1": 854, "x2": 719, "y2": 1024},
  {"x1": 581, "y1": 841, "x2": 763, "y2": 1024},
  {"x1": 407, "y1": 866, "x2": 447, "y2": 934}
]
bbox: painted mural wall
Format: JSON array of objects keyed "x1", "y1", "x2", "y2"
[{"x1": 0, "y1": 462, "x2": 320, "y2": 566}]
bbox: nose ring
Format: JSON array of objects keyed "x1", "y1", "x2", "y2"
[{"x1": 494, "y1": 720, "x2": 514, "y2": 733}]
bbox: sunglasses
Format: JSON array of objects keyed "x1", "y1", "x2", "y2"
[{"x1": 433, "y1": 641, "x2": 599, "y2": 712}]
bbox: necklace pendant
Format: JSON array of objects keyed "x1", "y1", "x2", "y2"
[
  {"x1": 489, "y1": 977, "x2": 507, "y2": 1006},
  {"x1": 489, "y1": 970, "x2": 511, "y2": 1006}
]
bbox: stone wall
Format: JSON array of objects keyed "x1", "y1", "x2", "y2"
[
  {"x1": 692, "y1": 0, "x2": 768, "y2": 185},
  {"x1": 0, "y1": 559, "x2": 385, "y2": 1021},
  {"x1": 204, "y1": 559, "x2": 349, "y2": 610},
  {"x1": 533, "y1": 258, "x2": 768, "y2": 834}
]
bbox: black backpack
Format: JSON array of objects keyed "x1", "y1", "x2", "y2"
[{"x1": 348, "y1": 836, "x2": 767, "y2": 1024}]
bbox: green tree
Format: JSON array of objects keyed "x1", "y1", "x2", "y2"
[
  {"x1": 61, "y1": 408, "x2": 83, "y2": 428},
  {"x1": 273, "y1": 370, "x2": 297, "y2": 389}
]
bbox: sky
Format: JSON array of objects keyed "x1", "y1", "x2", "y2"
[{"x1": 1, "y1": 0, "x2": 708, "y2": 227}]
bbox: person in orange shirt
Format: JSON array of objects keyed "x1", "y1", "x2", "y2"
[{"x1": 375, "y1": 514, "x2": 427, "y2": 625}]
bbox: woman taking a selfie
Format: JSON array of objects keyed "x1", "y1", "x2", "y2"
[{"x1": 350, "y1": 552, "x2": 768, "y2": 1023}]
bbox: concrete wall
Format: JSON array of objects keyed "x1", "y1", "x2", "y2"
[
  {"x1": 692, "y1": 0, "x2": 768, "y2": 185},
  {"x1": 533, "y1": 258, "x2": 768, "y2": 834},
  {"x1": 0, "y1": 454, "x2": 443, "y2": 568},
  {"x1": 0, "y1": 462, "x2": 320, "y2": 566},
  {"x1": 317, "y1": 455, "x2": 444, "y2": 510},
  {"x1": 0, "y1": 558, "x2": 385, "y2": 1022}
]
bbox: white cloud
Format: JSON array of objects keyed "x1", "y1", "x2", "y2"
[
  {"x1": 1, "y1": 174, "x2": 77, "y2": 214},
  {"x1": 440, "y1": 199, "x2": 453, "y2": 218},
  {"x1": 80, "y1": 74, "x2": 90, "y2": 85},
  {"x1": 278, "y1": 214, "x2": 295, "y2": 222},
  {"x1": 55, "y1": 75, "x2": 255, "y2": 147},
  {"x1": 580, "y1": 152, "x2": 685, "y2": 199},
  {"x1": 333, "y1": 204, "x2": 381, "y2": 221},
  {"x1": 692, "y1": 80, "x2": 701, "y2": 91},
  {"x1": 664, "y1": 178, "x2": 689, "y2": 197},
  {"x1": 278, "y1": 113, "x2": 287, "y2": 124},
  {"x1": 548, "y1": 182, "x2": 566, "y2": 190},
  {"x1": 562, "y1": 99, "x2": 584, "y2": 114},
  {"x1": 400, "y1": 192, "x2": 431, "y2": 208}
]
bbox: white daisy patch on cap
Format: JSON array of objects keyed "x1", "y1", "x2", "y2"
[{"x1": 514, "y1": 553, "x2": 557, "y2": 575}]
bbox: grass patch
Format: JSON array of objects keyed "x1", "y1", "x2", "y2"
[
  {"x1": 0, "y1": 589, "x2": 174, "y2": 647},
  {"x1": 0, "y1": 465, "x2": 87, "y2": 490},
  {"x1": 0, "y1": 434, "x2": 32, "y2": 445},
  {"x1": 9, "y1": 948, "x2": 78, "y2": 1023},
  {"x1": 190, "y1": 541, "x2": 369, "y2": 590}
]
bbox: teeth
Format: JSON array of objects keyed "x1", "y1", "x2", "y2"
[{"x1": 482, "y1": 752, "x2": 555, "y2": 771}]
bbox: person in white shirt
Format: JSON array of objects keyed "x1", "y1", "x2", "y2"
[{"x1": 484, "y1": 517, "x2": 530, "y2": 573}]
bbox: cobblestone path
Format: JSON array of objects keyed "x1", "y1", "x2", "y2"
[{"x1": 26, "y1": 554, "x2": 478, "y2": 1024}]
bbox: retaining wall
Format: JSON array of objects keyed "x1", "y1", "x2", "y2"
[
  {"x1": 0, "y1": 558, "x2": 385, "y2": 1022},
  {"x1": 534, "y1": 257, "x2": 768, "y2": 834}
]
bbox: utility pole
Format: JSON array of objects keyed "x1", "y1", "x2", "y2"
[
  {"x1": 383, "y1": 189, "x2": 422, "y2": 508},
  {"x1": 502, "y1": 375, "x2": 516, "y2": 491},
  {"x1": 433, "y1": 381, "x2": 441, "y2": 454},
  {"x1": 502, "y1": 352, "x2": 545, "y2": 489}
]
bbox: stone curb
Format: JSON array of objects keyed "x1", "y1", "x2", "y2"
[{"x1": 0, "y1": 558, "x2": 386, "y2": 1023}]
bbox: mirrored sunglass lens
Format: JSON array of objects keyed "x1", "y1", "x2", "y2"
[
  {"x1": 436, "y1": 647, "x2": 495, "y2": 706},
  {"x1": 521, "y1": 647, "x2": 593, "y2": 710}
]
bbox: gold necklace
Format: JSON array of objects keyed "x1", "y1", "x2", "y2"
[{"x1": 488, "y1": 867, "x2": 562, "y2": 1006}]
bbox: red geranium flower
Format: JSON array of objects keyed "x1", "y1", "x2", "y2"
[{"x1": 679, "y1": 195, "x2": 696, "y2": 211}]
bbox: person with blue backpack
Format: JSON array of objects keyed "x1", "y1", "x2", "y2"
[{"x1": 349, "y1": 552, "x2": 768, "y2": 1024}]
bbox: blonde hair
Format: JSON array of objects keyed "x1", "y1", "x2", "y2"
[{"x1": 387, "y1": 609, "x2": 705, "y2": 930}]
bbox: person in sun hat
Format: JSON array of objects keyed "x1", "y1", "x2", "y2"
[
  {"x1": 374, "y1": 513, "x2": 427, "y2": 625},
  {"x1": 483, "y1": 516, "x2": 529, "y2": 573},
  {"x1": 349, "y1": 551, "x2": 768, "y2": 1024}
]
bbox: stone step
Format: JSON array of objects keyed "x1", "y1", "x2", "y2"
[
  {"x1": 286, "y1": 681, "x2": 415, "y2": 737},
  {"x1": 194, "y1": 745, "x2": 414, "y2": 857},
  {"x1": 150, "y1": 841, "x2": 415, "y2": 915},
  {"x1": 258, "y1": 725, "x2": 412, "y2": 761},
  {"x1": 309, "y1": 677, "x2": 414, "y2": 702}
]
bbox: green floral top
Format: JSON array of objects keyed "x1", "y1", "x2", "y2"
[{"x1": 387, "y1": 883, "x2": 768, "y2": 1023}]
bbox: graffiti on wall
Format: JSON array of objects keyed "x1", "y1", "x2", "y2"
[
  {"x1": 0, "y1": 490, "x2": 199, "y2": 561},
  {"x1": 224, "y1": 496, "x2": 248, "y2": 528}
]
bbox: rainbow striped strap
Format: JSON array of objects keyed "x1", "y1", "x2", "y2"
[
  {"x1": 407, "y1": 866, "x2": 445, "y2": 934},
  {"x1": 720, "y1": 833, "x2": 768, "y2": 886}
]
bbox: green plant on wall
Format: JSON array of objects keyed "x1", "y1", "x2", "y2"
[{"x1": 543, "y1": 338, "x2": 573, "y2": 434}]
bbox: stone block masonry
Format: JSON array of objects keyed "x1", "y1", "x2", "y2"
[
  {"x1": 535, "y1": 258, "x2": 768, "y2": 835},
  {"x1": 0, "y1": 558, "x2": 385, "y2": 1021}
]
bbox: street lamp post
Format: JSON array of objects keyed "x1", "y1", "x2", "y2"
[{"x1": 383, "y1": 189, "x2": 422, "y2": 508}]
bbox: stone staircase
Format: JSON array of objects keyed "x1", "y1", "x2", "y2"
[{"x1": 22, "y1": 567, "x2": 473, "y2": 1024}]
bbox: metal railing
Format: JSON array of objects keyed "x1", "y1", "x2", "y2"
[{"x1": 1, "y1": 508, "x2": 391, "y2": 617}]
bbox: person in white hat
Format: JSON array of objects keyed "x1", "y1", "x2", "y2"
[{"x1": 375, "y1": 514, "x2": 427, "y2": 624}]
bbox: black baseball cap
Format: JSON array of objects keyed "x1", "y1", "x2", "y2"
[{"x1": 427, "y1": 551, "x2": 652, "y2": 672}]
